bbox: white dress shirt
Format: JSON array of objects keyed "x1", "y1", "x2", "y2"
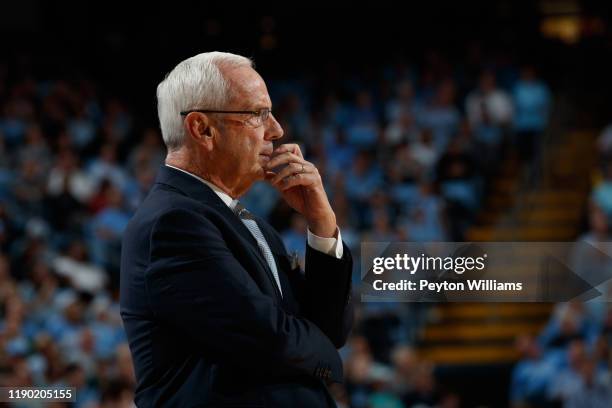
[{"x1": 165, "y1": 164, "x2": 343, "y2": 259}]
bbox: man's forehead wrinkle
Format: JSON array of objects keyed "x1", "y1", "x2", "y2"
[{"x1": 222, "y1": 66, "x2": 271, "y2": 109}]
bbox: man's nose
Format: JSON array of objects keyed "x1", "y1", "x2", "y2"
[{"x1": 264, "y1": 113, "x2": 283, "y2": 141}]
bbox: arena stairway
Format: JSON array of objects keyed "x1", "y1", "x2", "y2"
[{"x1": 417, "y1": 130, "x2": 597, "y2": 365}]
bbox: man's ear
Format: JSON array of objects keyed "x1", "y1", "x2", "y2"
[{"x1": 185, "y1": 113, "x2": 214, "y2": 148}]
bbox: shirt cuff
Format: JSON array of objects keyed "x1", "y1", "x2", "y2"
[{"x1": 307, "y1": 227, "x2": 343, "y2": 259}]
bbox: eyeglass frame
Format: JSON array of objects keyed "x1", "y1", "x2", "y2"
[{"x1": 179, "y1": 108, "x2": 272, "y2": 127}]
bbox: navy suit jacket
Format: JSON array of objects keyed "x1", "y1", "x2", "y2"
[{"x1": 120, "y1": 166, "x2": 353, "y2": 407}]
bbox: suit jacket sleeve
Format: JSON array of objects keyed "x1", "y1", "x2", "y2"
[
  {"x1": 145, "y1": 208, "x2": 343, "y2": 382},
  {"x1": 259, "y1": 220, "x2": 354, "y2": 350},
  {"x1": 296, "y1": 242, "x2": 353, "y2": 349}
]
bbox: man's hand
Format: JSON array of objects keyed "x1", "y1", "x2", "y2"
[{"x1": 265, "y1": 144, "x2": 337, "y2": 238}]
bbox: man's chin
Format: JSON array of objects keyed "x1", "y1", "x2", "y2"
[{"x1": 250, "y1": 166, "x2": 267, "y2": 182}]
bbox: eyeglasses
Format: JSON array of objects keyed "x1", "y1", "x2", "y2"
[{"x1": 179, "y1": 108, "x2": 272, "y2": 128}]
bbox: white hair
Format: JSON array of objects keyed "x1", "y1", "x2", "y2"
[{"x1": 156, "y1": 51, "x2": 253, "y2": 151}]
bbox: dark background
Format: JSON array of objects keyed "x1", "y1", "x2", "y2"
[{"x1": 1, "y1": 1, "x2": 611, "y2": 126}]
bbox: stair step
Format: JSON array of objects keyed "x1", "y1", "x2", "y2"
[
  {"x1": 492, "y1": 179, "x2": 519, "y2": 193},
  {"x1": 523, "y1": 192, "x2": 584, "y2": 205},
  {"x1": 418, "y1": 345, "x2": 519, "y2": 364},
  {"x1": 477, "y1": 212, "x2": 501, "y2": 225},
  {"x1": 487, "y1": 196, "x2": 515, "y2": 209},
  {"x1": 465, "y1": 229, "x2": 493, "y2": 241},
  {"x1": 435, "y1": 303, "x2": 553, "y2": 320},
  {"x1": 518, "y1": 209, "x2": 582, "y2": 222},
  {"x1": 465, "y1": 229, "x2": 577, "y2": 241},
  {"x1": 422, "y1": 322, "x2": 544, "y2": 342},
  {"x1": 466, "y1": 226, "x2": 577, "y2": 241}
]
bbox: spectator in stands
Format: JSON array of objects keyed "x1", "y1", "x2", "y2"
[
  {"x1": 410, "y1": 129, "x2": 438, "y2": 177},
  {"x1": 51, "y1": 240, "x2": 107, "y2": 294},
  {"x1": 0, "y1": 132, "x2": 11, "y2": 192},
  {"x1": 102, "y1": 99, "x2": 132, "y2": 143},
  {"x1": 465, "y1": 70, "x2": 513, "y2": 128},
  {"x1": 281, "y1": 213, "x2": 308, "y2": 268},
  {"x1": 0, "y1": 203, "x2": 16, "y2": 252},
  {"x1": 419, "y1": 79, "x2": 460, "y2": 151},
  {"x1": 386, "y1": 142, "x2": 423, "y2": 184},
  {"x1": 282, "y1": 92, "x2": 313, "y2": 144},
  {"x1": 346, "y1": 90, "x2": 380, "y2": 149},
  {"x1": 344, "y1": 336, "x2": 396, "y2": 408},
  {"x1": 87, "y1": 144, "x2": 128, "y2": 192},
  {"x1": 540, "y1": 303, "x2": 593, "y2": 348},
  {"x1": 99, "y1": 379, "x2": 135, "y2": 408},
  {"x1": 384, "y1": 110, "x2": 419, "y2": 147},
  {"x1": 385, "y1": 80, "x2": 420, "y2": 123},
  {"x1": 591, "y1": 161, "x2": 612, "y2": 220},
  {"x1": 345, "y1": 150, "x2": 384, "y2": 227},
  {"x1": 564, "y1": 356, "x2": 612, "y2": 408},
  {"x1": 512, "y1": 65, "x2": 551, "y2": 162},
  {"x1": 436, "y1": 137, "x2": 479, "y2": 239},
  {"x1": 331, "y1": 191, "x2": 360, "y2": 250},
  {"x1": 571, "y1": 205, "x2": 612, "y2": 304},
  {"x1": 0, "y1": 97, "x2": 33, "y2": 147},
  {"x1": 13, "y1": 158, "x2": 47, "y2": 219},
  {"x1": 472, "y1": 102, "x2": 504, "y2": 175},
  {"x1": 548, "y1": 340, "x2": 612, "y2": 406},
  {"x1": 88, "y1": 184, "x2": 130, "y2": 274},
  {"x1": 123, "y1": 163, "x2": 155, "y2": 213},
  {"x1": 325, "y1": 126, "x2": 356, "y2": 179},
  {"x1": 62, "y1": 363, "x2": 99, "y2": 407},
  {"x1": 68, "y1": 106, "x2": 97, "y2": 151},
  {"x1": 321, "y1": 92, "x2": 351, "y2": 129},
  {"x1": 45, "y1": 150, "x2": 93, "y2": 238},
  {"x1": 401, "y1": 181, "x2": 447, "y2": 242},
  {"x1": 390, "y1": 344, "x2": 419, "y2": 396},
  {"x1": 362, "y1": 209, "x2": 398, "y2": 242},
  {"x1": 510, "y1": 334, "x2": 559, "y2": 407},
  {"x1": 18, "y1": 124, "x2": 52, "y2": 171},
  {"x1": 126, "y1": 128, "x2": 165, "y2": 175},
  {"x1": 597, "y1": 123, "x2": 612, "y2": 156},
  {"x1": 401, "y1": 361, "x2": 440, "y2": 407}
]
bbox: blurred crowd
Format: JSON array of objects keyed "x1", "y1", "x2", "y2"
[
  {"x1": 510, "y1": 301, "x2": 612, "y2": 408},
  {"x1": 0, "y1": 51, "x2": 558, "y2": 407},
  {"x1": 504, "y1": 116, "x2": 612, "y2": 408}
]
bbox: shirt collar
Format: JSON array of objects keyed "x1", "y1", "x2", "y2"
[{"x1": 164, "y1": 164, "x2": 236, "y2": 209}]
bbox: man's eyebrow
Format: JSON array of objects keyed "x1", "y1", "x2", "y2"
[{"x1": 236, "y1": 103, "x2": 268, "y2": 110}]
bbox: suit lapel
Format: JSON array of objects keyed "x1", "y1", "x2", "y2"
[
  {"x1": 252, "y1": 215, "x2": 297, "y2": 309},
  {"x1": 214, "y1": 203, "x2": 284, "y2": 300}
]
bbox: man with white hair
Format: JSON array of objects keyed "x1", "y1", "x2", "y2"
[{"x1": 120, "y1": 52, "x2": 353, "y2": 407}]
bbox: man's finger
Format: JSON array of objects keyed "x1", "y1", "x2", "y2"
[
  {"x1": 266, "y1": 152, "x2": 302, "y2": 169},
  {"x1": 273, "y1": 143, "x2": 303, "y2": 159},
  {"x1": 271, "y1": 162, "x2": 307, "y2": 185},
  {"x1": 279, "y1": 173, "x2": 315, "y2": 191}
]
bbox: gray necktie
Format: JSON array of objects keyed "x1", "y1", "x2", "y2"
[{"x1": 232, "y1": 201, "x2": 283, "y2": 297}]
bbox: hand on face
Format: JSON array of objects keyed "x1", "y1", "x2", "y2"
[{"x1": 264, "y1": 143, "x2": 337, "y2": 238}]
